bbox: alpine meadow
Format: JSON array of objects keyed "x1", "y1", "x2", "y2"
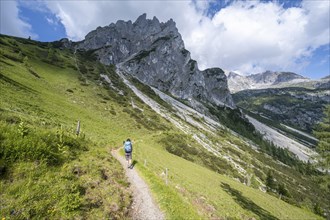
[{"x1": 1, "y1": 12, "x2": 329, "y2": 220}]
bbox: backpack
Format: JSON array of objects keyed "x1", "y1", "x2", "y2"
[{"x1": 124, "y1": 141, "x2": 132, "y2": 153}]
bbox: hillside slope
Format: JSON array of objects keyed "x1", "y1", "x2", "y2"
[
  {"x1": 233, "y1": 87, "x2": 330, "y2": 136},
  {"x1": 0, "y1": 35, "x2": 328, "y2": 219}
]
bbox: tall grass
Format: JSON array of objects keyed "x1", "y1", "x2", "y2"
[{"x1": 0, "y1": 35, "x2": 135, "y2": 218}]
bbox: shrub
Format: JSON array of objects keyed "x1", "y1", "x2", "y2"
[{"x1": 0, "y1": 121, "x2": 89, "y2": 166}]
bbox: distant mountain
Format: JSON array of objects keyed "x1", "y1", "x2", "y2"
[
  {"x1": 230, "y1": 71, "x2": 329, "y2": 138},
  {"x1": 316, "y1": 75, "x2": 330, "y2": 89},
  {"x1": 233, "y1": 87, "x2": 330, "y2": 134},
  {"x1": 250, "y1": 71, "x2": 308, "y2": 85},
  {"x1": 226, "y1": 71, "x2": 313, "y2": 93},
  {"x1": 322, "y1": 75, "x2": 330, "y2": 80},
  {"x1": 316, "y1": 80, "x2": 330, "y2": 89}
]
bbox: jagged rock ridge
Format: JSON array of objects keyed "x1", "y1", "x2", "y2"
[{"x1": 76, "y1": 13, "x2": 235, "y2": 108}]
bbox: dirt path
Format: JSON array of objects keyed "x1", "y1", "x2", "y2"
[{"x1": 111, "y1": 149, "x2": 164, "y2": 220}]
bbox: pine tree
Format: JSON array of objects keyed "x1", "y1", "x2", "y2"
[
  {"x1": 314, "y1": 105, "x2": 330, "y2": 172},
  {"x1": 266, "y1": 170, "x2": 277, "y2": 192},
  {"x1": 278, "y1": 183, "x2": 291, "y2": 198}
]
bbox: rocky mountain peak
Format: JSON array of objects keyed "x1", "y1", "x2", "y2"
[
  {"x1": 134, "y1": 13, "x2": 147, "y2": 25},
  {"x1": 76, "y1": 14, "x2": 235, "y2": 108}
]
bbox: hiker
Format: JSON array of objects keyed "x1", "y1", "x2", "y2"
[{"x1": 124, "y1": 138, "x2": 133, "y2": 169}]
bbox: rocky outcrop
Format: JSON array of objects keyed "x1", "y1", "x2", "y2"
[
  {"x1": 76, "y1": 14, "x2": 235, "y2": 108},
  {"x1": 59, "y1": 38, "x2": 72, "y2": 49}
]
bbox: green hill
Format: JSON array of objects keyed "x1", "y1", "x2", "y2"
[{"x1": 0, "y1": 35, "x2": 328, "y2": 219}]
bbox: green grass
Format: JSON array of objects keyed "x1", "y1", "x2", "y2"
[
  {"x1": 119, "y1": 147, "x2": 201, "y2": 219},
  {"x1": 0, "y1": 35, "x2": 139, "y2": 218},
  {"x1": 0, "y1": 35, "x2": 327, "y2": 219},
  {"x1": 131, "y1": 134, "x2": 323, "y2": 219}
]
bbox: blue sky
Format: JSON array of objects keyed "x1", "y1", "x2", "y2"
[
  {"x1": 1, "y1": 0, "x2": 329, "y2": 79},
  {"x1": 18, "y1": 5, "x2": 66, "y2": 42}
]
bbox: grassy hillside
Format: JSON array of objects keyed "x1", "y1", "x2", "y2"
[
  {"x1": 0, "y1": 35, "x2": 172, "y2": 218},
  {"x1": 0, "y1": 35, "x2": 327, "y2": 219},
  {"x1": 132, "y1": 138, "x2": 324, "y2": 219}
]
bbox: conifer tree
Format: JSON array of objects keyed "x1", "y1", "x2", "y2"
[{"x1": 266, "y1": 170, "x2": 276, "y2": 191}]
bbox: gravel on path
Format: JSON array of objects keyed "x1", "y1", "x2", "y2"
[{"x1": 111, "y1": 149, "x2": 165, "y2": 220}]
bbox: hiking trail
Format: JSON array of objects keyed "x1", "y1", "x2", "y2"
[{"x1": 111, "y1": 149, "x2": 164, "y2": 220}]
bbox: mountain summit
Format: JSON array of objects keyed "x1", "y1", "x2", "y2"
[{"x1": 76, "y1": 14, "x2": 235, "y2": 108}]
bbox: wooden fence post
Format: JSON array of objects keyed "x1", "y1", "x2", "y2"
[{"x1": 76, "y1": 120, "x2": 80, "y2": 136}]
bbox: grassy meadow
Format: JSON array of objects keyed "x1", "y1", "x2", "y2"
[
  {"x1": 0, "y1": 35, "x2": 327, "y2": 219},
  {"x1": 129, "y1": 137, "x2": 323, "y2": 219}
]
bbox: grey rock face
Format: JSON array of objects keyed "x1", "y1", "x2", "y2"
[
  {"x1": 76, "y1": 14, "x2": 235, "y2": 108},
  {"x1": 59, "y1": 38, "x2": 72, "y2": 49},
  {"x1": 201, "y1": 68, "x2": 234, "y2": 106}
]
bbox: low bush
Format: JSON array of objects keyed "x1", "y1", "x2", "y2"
[{"x1": 0, "y1": 121, "x2": 89, "y2": 166}]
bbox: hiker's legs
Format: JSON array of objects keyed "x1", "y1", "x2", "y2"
[
  {"x1": 125, "y1": 153, "x2": 130, "y2": 167},
  {"x1": 129, "y1": 153, "x2": 132, "y2": 167},
  {"x1": 126, "y1": 153, "x2": 132, "y2": 168}
]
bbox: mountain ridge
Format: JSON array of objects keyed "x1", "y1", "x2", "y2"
[
  {"x1": 74, "y1": 13, "x2": 235, "y2": 109},
  {"x1": 226, "y1": 70, "x2": 329, "y2": 93}
]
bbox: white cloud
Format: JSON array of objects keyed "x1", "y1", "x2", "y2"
[
  {"x1": 43, "y1": 1, "x2": 200, "y2": 41},
  {"x1": 185, "y1": 0, "x2": 330, "y2": 74},
  {"x1": 40, "y1": 0, "x2": 329, "y2": 75},
  {"x1": 0, "y1": 0, "x2": 37, "y2": 39}
]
